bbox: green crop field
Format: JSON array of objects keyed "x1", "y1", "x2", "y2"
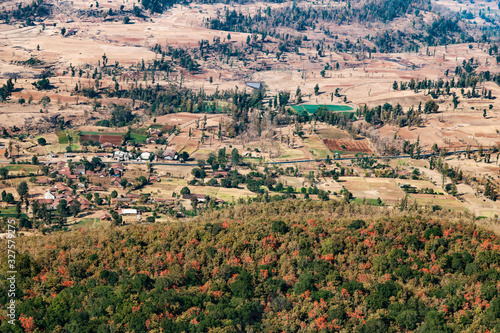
[
  {"x1": 352, "y1": 198, "x2": 383, "y2": 206},
  {"x1": 4, "y1": 165, "x2": 38, "y2": 172},
  {"x1": 129, "y1": 133, "x2": 147, "y2": 144},
  {"x1": 57, "y1": 132, "x2": 68, "y2": 144},
  {"x1": 0, "y1": 206, "x2": 28, "y2": 218},
  {"x1": 291, "y1": 104, "x2": 354, "y2": 114}
]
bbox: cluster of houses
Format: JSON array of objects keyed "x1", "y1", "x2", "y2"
[
  {"x1": 112, "y1": 150, "x2": 178, "y2": 162},
  {"x1": 39, "y1": 183, "x2": 92, "y2": 210},
  {"x1": 46, "y1": 146, "x2": 180, "y2": 163},
  {"x1": 30, "y1": 160, "x2": 184, "y2": 220},
  {"x1": 145, "y1": 129, "x2": 162, "y2": 144},
  {"x1": 25, "y1": 148, "x2": 227, "y2": 224},
  {"x1": 113, "y1": 150, "x2": 134, "y2": 161},
  {"x1": 32, "y1": 161, "x2": 125, "y2": 209}
]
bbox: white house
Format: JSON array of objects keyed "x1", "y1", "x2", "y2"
[
  {"x1": 44, "y1": 190, "x2": 56, "y2": 200},
  {"x1": 113, "y1": 151, "x2": 133, "y2": 161},
  {"x1": 120, "y1": 208, "x2": 138, "y2": 215},
  {"x1": 140, "y1": 152, "x2": 151, "y2": 161}
]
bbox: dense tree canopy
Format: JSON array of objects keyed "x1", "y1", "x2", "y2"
[{"x1": 1, "y1": 201, "x2": 499, "y2": 332}]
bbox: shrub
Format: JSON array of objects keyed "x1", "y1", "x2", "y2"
[{"x1": 271, "y1": 220, "x2": 289, "y2": 234}]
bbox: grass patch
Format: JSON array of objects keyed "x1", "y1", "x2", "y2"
[
  {"x1": 129, "y1": 133, "x2": 147, "y2": 144},
  {"x1": 4, "y1": 165, "x2": 38, "y2": 172},
  {"x1": 352, "y1": 198, "x2": 383, "y2": 206},
  {"x1": 77, "y1": 218, "x2": 96, "y2": 226},
  {"x1": 243, "y1": 157, "x2": 264, "y2": 164},
  {"x1": 302, "y1": 136, "x2": 330, "y2": 159},
  {"x1": 57, "y1": 132, "x2": 68, "y2": 144},
  {"x1": 279, "y1": 149, "x2": 306, "y2": 160},
  {"x1": 0, "y1": 206, "x2": 28, "y2": 218},
  {"x1": 317, "y1": 128, "x2": 350, "y2": 140},
  {"x1": 76, "y1": 218, "x2": 111, "y2": 228}
]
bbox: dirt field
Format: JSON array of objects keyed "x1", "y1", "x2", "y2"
[
  {"x1": 324, "y1": 138, "x2": 372, "y2": 154},
  {"x1": 0, "y1": 0, "x2": 499, "y2": 143}
]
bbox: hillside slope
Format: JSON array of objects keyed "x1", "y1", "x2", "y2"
[{"x1": 1, "y1": 201, "x2": 500, "y2": 332}]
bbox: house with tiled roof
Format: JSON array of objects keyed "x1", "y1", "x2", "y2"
[
  {"x1": 75, "y1": 165, "x2": 86, "y2": 175},
  {"x1": 88, "y1": 186, "x2": 106, "y2": 192},
  {"x1": 54, "y1": 183, "x2": 71, "y2": 192}
]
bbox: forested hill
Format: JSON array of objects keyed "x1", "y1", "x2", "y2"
[{"x1": 2, "y1": 201, "x2": 500, "y2": 332}]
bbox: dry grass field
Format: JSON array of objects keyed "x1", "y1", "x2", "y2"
[{"x1": 0, "y1": 0, "x2": 498, "y2": 221}]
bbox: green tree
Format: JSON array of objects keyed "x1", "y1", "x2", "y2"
[
  {"x1": 69, "y1": 201, "x2": 81, "y2": 217},
  {"x1": 17, "y1": 181, "x2": 29, "y2": 201},
  {"x1": 110, "y1": 210, "x2": 122, "y2": 226},
  {"x1": 314, "y1": 84, "x2": 319, "y2": 96},
  {"x1": 191, "y1": 168, "x2": 206, "y2": 179},
  {"x1": 231, "y1": 148, "x2": 241, "y2": 166},
  {"x1": 246, "y1": 179, "x2": 261, "y2": 193},
  {"x1": 57, "y1": 199, "x2": 69, "y2": 218},
  {"x1": 0, "y1": 167, "x2": 9, "y2": 179},
  {"x1": 230, "y1": 270, "x2": 254, "y2": 299},
  {"x1": 37, "y1": 137, "x2": 47, "y2": 146},
  {"x1": 424, "y1": 100, "x2": 439, "y2": 114},
  {"x1": 179, "y1": 151, "x2": 190, "y2": 162}
]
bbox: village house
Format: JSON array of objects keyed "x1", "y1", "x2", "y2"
[
  {"x1": 36, "y1": 178, "x2": 50, "y2": 185},
  {"x1": 88, "y1": 185, "x2": 106, "y2": 192},
  {"x1": 110, "y1": 177, "x2": 121, "y2": 185},
  {"x1": 44, "y1": 190, "x2": 56, "y2": 200},
  {"x1": 153, "y1": 198, "x2": 175, "y2": 204},
  {"x1": 101, "y1": 142, "x2": 115, "y2": 149},
  {"x1": 77, "y1": 197, "x2": 91, "y2": 210},
  {"x1": 163, "y1": 150, "x2": 177, "y2": 160},
  {"x1": 54, "y1": 183, "x2": 71, "y2": 192},
  {"x1": 75, "y1": 165, "x2": 86, "y2": 175},
  {"x1": 140, "y1": 152, "x2": 151, "y2": 161},
  {"x1": 37, "y1": 198, "x2": 54, "y2": 206},
  {"x1": 111, "y1": 197, "x2": 133, "y2": 204},
  {"x1": 213, "y1": 171, "x2": 229, "y2": 177},
  {"x1": 149, "y1": 129, "x2": 161, "y2": 136},
  {"x1": 120, "y1": 208, "x2": 138, "y2": 215},
  {"x1": 182, "y1": 193, "x2": 208, "y2": 202},
  {"x1": 110, "y1": 163, "x2": 125, "y2": 177},
  {"x1": 113, "y1": 151, "x2": 133, "y2": 161}
]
